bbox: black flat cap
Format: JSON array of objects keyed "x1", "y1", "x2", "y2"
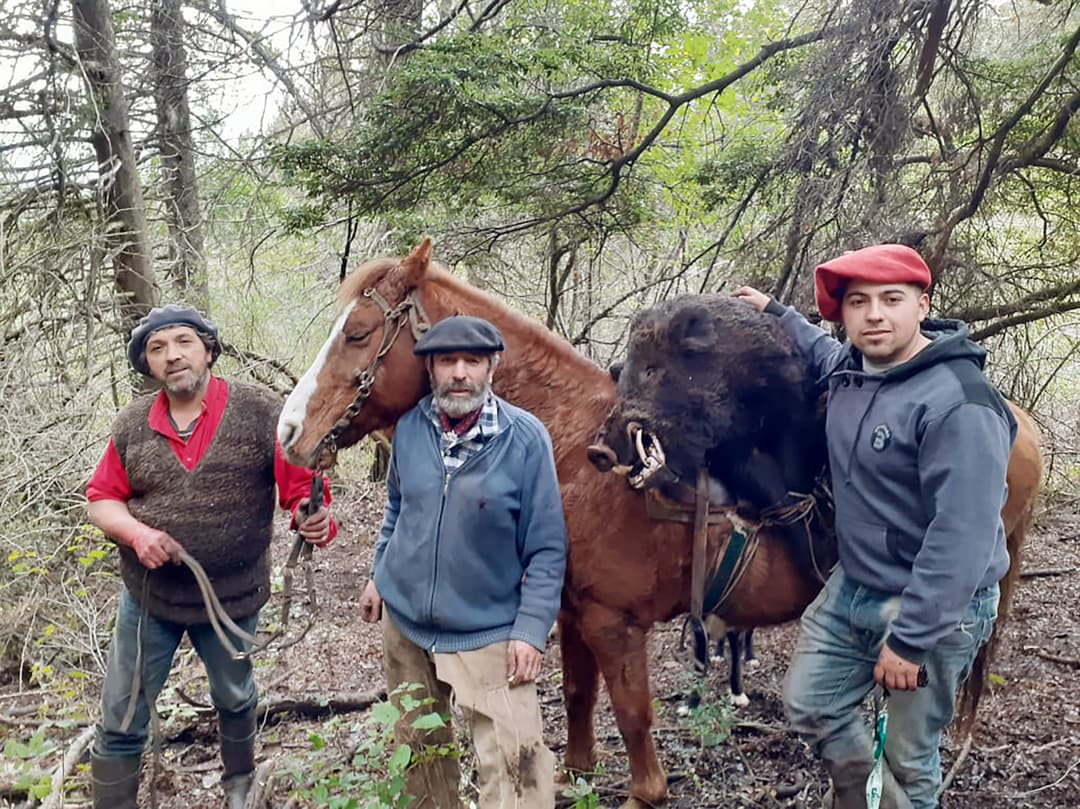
[
  {"x1": 413, "y1": 315, "x2": 504, "y2": 355},
  {"x1": 127, "y1": 304, "x2": 221, "y2": 376}
]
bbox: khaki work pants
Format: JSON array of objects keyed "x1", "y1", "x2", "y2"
[{"x1": 381, "y1": 615, "x2": 555, "y2": 808}]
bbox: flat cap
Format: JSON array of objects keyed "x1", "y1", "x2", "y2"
[
  {"x1": 127, "y1": 304, "x2": 221, "y2": 376},
  {"x1": 413, "y1": 315, "x2": 504, "y2": 355},
  {"x1": 814, "y1": 244, "x2": 932, "y2": 322}
]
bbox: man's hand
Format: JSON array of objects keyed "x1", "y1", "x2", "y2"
[
  {"x1": 129, "y1": 526, "x2": 183, "y2": 569},
  {"x1": 505, "y1": 640, "x2": 542, "y2": 687},
  {"x1": 874, "y1": 643, "x2": 922, "y2": 691},
  {"x1": 360, "y1": 579, "x2": 382, "y2": 623},
  {"x1": 732, "y1": 286, "x2": 771, "y2": 312},
  {"x1": 296, "y1": 498, "x2": 331, "y2": 545}
]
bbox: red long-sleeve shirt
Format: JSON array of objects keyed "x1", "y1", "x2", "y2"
[{"x1": 87, "y1": 376, "x2": 337, "y2": 544}]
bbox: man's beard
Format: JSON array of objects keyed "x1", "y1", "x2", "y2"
[
  {"x1": 164, "y1": 365, "x2": 210, "y2": 399},
  {"x1": 433, "y1": 379, "x2": 490, "y2": 417}
]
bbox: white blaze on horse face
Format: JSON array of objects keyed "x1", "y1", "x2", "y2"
[{"x1": 277, "y1": 302, "x2": 357, "y2": 451}]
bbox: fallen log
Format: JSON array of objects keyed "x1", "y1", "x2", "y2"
[{"x1": 258, "y1": 688, "x2": 387, "y2": 722}]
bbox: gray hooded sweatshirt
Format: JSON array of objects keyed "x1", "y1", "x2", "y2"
[{"x1": 769, "y1": 304, "x2": 1015, "y2": 662}]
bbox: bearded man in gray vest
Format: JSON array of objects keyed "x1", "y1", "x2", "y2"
[{"x1": 86, "y1": 305, "x2": 337, "y2": 809}]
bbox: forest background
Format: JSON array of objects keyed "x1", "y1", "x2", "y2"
[{"x1": 0, "y1": 0, "x2": 1078, "y2": 805}]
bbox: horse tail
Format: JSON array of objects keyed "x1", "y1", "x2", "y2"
[
  {"x1": 955, "y1": 404, "x2": 1042, "y2": 735},
  {"x1": 954, "y1": 510, "x2": 1029, "y2": 735}
]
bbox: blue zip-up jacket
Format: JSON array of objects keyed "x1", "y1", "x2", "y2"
[
  {"x1": 767, "y1": 303, "x2": 1015, "y2": 662},
  {"x1": 372, "y1": 394, "x2": 568, "y2": 653}
]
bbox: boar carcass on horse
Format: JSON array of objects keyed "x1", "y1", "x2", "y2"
[{"x1": 589, "y1": 294, "x2": 831, "y2": 577}]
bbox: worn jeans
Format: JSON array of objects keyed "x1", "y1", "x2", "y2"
[
  {"x1": 94, "y1": 587, "x2": 259, "y2": 758},
  {"x1": 381, "y1": 615, "x2": 555, "y2": 808},
  {"x1": 784, "y1": 568, "x2": 998, "y2": 809}
]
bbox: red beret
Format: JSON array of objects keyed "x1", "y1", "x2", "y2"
[{"x1": 814, "y1": 244, "x2": 932, "y2": 322}]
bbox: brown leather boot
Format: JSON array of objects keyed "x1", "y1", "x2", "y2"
[
  {"x1": 90, "y1": 753, "x2": 140, "y2": 809},
  {"x1": 219, "y1": 708, "x2": 256, "y2": 809}
]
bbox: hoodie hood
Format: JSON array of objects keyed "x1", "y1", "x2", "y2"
[{"x1": 838, "y1": 318, "x2": 985, "y2": 383}]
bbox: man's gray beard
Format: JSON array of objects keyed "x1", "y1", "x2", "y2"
[
  {"x1": 433, "y1": 382, "x2": 489, "y2": 418},
  {"x1": 164, "y1": 367, "x2": 210, "y2": 399}
]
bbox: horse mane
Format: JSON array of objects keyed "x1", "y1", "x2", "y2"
[
  {"x1": 425, "y1": 264, "x2": 603, "y2": 377},
  {"x1": 336, "y1": 257, "x2": 398, "y2": 312}
]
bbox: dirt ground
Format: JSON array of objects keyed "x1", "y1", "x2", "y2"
[{"x1": 5, "y1": 480, "x2": 1078, "y2": 808}]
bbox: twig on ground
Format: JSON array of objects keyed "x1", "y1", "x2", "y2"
[
  {"x1": 1009, "y1": 755, "x2": 1080, "y2": 797},
  {"x1": 1027, "y1": 737, "x2": 1074, "y2": 755},
  {"x1": 938, "y1": 731, "x2": 973, "y2": 796},
  {"x1": 245, "y1": 760, "x2": 276, "y2": 808},
  {"x1": 174, "y1": 687, "x2": 212, "y2": 711},
  {"x1": 39, "y1": 724, "x2": 96, "y2": 809},
  {"x1": 1021, "y1": 646, "x2": 1080, "y2": 669},
  {"x1": 1020, "y1": 566, "x2": 1079, "y2": 579},
  {"x1": 733, "y1": 720, "x2": 787, "y2": 734}
]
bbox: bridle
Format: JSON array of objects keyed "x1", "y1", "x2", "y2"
[{"x1": 313, "y1": 285, "x2": 431, "y2": 467}]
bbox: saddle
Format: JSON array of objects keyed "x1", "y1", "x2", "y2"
[{"x1": 643, "y1": 470, "x2": 837, "y2": 675}]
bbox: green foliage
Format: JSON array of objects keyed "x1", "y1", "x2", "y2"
[
  {"x1": 677, "y1": 693, "x2": 734, "y2": 749},
  {"x1": 293, "y1": 683, "x2": 456, "y2": 808},
  {"x1": 271, "y1": 0, "x2": 763, "y2": 242},
  {"x1": 3, "y1": 731, "x2": 55, "y2": 800},
  {"x1": 562, "y1": 773, "x2": 602, "y2": 808}
]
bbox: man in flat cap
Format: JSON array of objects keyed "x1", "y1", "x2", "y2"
[
  {"x1": 735, "y1": 245, "x2": 1016, "y2": 808},
  {"x1": 85, "y1": 305, "x2": 337, "y2": 809},
  {"x1": 359, "y1": 315, "x2": 567, "y2": 808}
]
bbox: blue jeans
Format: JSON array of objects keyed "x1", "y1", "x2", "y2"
[
  {"x1": 784, "y1": 568, "x2": 998, "y2": 809},
  {"x1": 94, "y1": 588, "x2": 260, "y2": 758}
]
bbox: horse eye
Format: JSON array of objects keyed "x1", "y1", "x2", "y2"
[{"x1": 345, "y1": 330, "x2": 372, "y2": 345}]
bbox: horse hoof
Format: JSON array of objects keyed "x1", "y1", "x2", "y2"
[
  {"x1": 746, "y1": 657, "x2": 761, "y2": 670},
  {"x1": 729, "y1": 692, "x2": 750, "y2": 708},
  {"x1": 620, "y1": 797, "x2": 662, "y2": 809}
]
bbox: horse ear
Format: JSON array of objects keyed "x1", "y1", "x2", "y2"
[
  {"x1": 400, "y1": 238, "x2": 433, "y2": 286},
  {"x1": 609, "y1": 362, "x2": 623, "y2": 383},
  {"x1": 669, "y1": 304, "x2": 716, "y2": 353}
]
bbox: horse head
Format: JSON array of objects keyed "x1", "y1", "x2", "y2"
[{"x1": 277, "y1": 240, "x2": 441, "y2": 468}]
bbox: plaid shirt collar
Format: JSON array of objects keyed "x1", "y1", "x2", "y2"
[{"x1": 424, "y1": 391, "x2": 501, "y2": 442}]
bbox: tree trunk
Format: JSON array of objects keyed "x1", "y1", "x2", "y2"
[
  {"x1": 151, "y1": 0, "x2": 210, "y2": 313},
  {"x1": 72, "y1": 0, "x2": 158, "y2": 331}
]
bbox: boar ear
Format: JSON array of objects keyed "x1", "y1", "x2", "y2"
[
  {"x1": 669, "y1": 304, "x2": 716, "y2": 353},
  {"x1": 609, "y1": 362, "x2": 623, "y2": 382}
]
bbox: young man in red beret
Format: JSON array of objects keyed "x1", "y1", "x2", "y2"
[{"x1": 735, "y1": 244, "x2": 1016, "y2": 808}]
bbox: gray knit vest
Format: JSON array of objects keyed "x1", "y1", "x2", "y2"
[{"x1": 111, "y1": 380, "x2": 281, "y2": 623}]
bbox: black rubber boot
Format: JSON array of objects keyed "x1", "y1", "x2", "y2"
[
  {"x1": 219, "y1": 707, "x2": 257, "y2": 809},
  {"x1": 824, "y1": 758, "x2": 915, "y2": 809},
  {"x1": 90, "y1": 753, "x2": 141, "y2": 809}
]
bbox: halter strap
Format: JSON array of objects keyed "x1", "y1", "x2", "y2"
[{"x1": 313, "y1": 286, "x2": 430, "y2": 467}]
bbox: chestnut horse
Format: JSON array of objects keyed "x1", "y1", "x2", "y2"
[{"x1": 276, "y1": 241, "x2": 1042, "y2": 808}]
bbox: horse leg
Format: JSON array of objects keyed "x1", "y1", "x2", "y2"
[
  {"x1": 727, "y1": 631, "x2": 749, "y2": 708},
  {"x1": 583, "y1": 607, "x2": 667, "y2": 809},
  {"x1": 558, "y1": 609, "x2": 600, "y2": 774}
]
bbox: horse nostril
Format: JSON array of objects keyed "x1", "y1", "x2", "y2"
[{"x1": 278, "y1": 420, "x2": 299, "y2": 449}]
